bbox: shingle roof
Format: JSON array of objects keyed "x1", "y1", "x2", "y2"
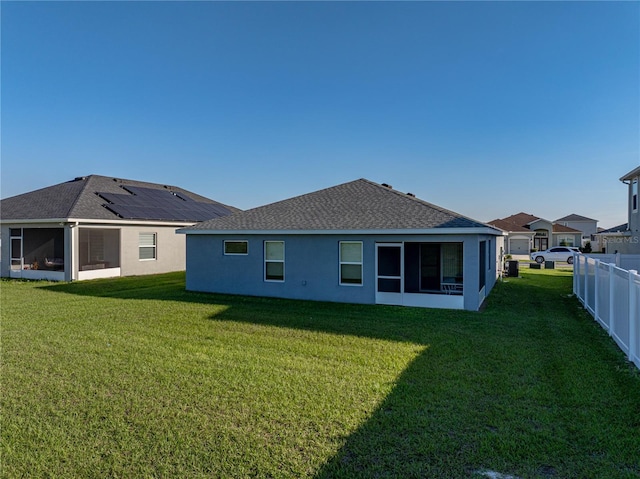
[
  {"x1": 552, "y1": 224, "x2": 582, "y2": 233},
  {"x1": 186, "y1": 179, "x2": 498, "y2": 232},
  {"x1": 499, "y1": 212, "x2": 540, "y2": 226},
  {"x1": 599, "y1": 223, "x2": 628, "y2": 233},
  {"x1": 487, "y1": 218, "x2": 533, "y2": 233},
  {"x1": 490, "y1": 212, "x2": 581, "y2": 234},
  {"x1": 0, "y1": 175, "x2": 239, "y2": 222},
  {"x1": 555, "y1": 213, "x2": 597, "y2": 222}
]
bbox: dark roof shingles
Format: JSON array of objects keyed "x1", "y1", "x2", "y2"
[
  {"x1": 1, "y1": 175, "x2": 238, "y2": 222},
  {"x1": 190, "y1": 179, "x2": 492, "y2": 232}
]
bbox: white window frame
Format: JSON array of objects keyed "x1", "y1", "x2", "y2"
[
  {"x1": 339, "y1": 241, "x2": 363, "y2": 286},
  {"x1": 139, "y1": 232, "x2": 157, "y2": 261},
  {"x1": 264, "y1": 241, "x2": 285, "y2": 282},
  {"x1": 224, "y1": 240, "x2": 249, "y2": 255}
]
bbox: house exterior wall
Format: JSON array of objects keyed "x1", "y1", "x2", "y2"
[
  {"x1": 559, "y1": 220, "x2": 598, "y2": 238},
  {"x1": 552, "y1": 232, "x2": 582, "y2": 247},
  {"x1": 626, "y1": 173, "x2": 640, "y2": 253},
  {"x1": 119, "y1": 225, "x2": 186, "y2": 276},
  {"x1": 185, "y1": 233, "x2": 501, "y2": 311},
  {"x1": 1, "y1": 225, "x2": 12, "y2": 277}
]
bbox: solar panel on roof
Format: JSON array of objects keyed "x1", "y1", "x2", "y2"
[{"x1": 98, "y1": 185, "x2": 232, "y2": 221}]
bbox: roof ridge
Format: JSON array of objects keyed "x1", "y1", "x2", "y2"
[
  {"x1": 364, "y1": 179, "x2": 492, "y2": 227},
  {"x1": 63, "y1": 175, "x2": 95, "y2": 218}
]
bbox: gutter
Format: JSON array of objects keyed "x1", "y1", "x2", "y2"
[{"x1": 177, "y1": 227, "x2": 506, "y2": 236}]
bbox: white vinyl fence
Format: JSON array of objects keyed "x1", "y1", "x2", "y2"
[{"x1": 573, "y1": 253, "x2": 640, "y2": 369}]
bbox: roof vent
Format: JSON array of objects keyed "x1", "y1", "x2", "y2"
[
  {"x1": 381, "y1": 183, "x2": 393, "y2": 189},
  {"x1": 74, "y1": 176, "x2": 87, "y2": 181},
  {"x1": 406, "y1": 192, "x2": 415, "y2": 197}
]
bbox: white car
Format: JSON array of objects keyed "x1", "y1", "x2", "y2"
[{"x1": 530, "y1": 247, "x2": 579, "y2": 264}]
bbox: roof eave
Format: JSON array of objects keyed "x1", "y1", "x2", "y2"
[
  {"x1": 620, "y1": 166, "x2": 640, "y2": 182},
  {"x1": 178, "y1": 227, "x2": 506, "y2": 236},
  {"x1": 1, "y1": 218, "x2": 197, "y2": 227}
]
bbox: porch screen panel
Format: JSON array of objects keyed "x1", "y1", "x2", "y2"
[
  {"x1": 377, "y1": 246, "x2": 401, "y2": 293},
  {"x1": 10, "y1": 231, "x2": 22, "y2": 268},
  {"x1": 442, "y1": 243, "x2": 463, "y2": 282}
]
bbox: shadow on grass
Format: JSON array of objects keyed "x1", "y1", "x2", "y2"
[{"x1": 38, "y1": 271, "x2": 604, "y2": 478}]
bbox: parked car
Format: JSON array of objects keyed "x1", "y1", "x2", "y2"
[{"x1": 530, "y1": 247, "x2": 579, "y2": 264}]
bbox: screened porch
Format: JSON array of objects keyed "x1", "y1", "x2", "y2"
[
  {"x1": 77, "y1": 228, "x2": 121, "y2": 280},
  {"x1": 9, "y1": 227, "x2": 66, "y2": 280}
]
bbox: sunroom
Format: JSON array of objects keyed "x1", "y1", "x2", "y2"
[
  {"x1": 375, "y1": 241, "x2": 466, "y2": 309},
  {"x1": 8, "y1": 226, "x2": 122, "y2": 281},
  {"x1": 9, "y1": 227, "x2": 66, "y2": 281},
  {"x1": 77, "y1": 227, "x2": 121, "y2": 280}
]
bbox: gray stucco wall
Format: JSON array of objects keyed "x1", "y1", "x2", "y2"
[
  {"x1": 120, "y1": 225, "x2": 186, "y2": 276},
  {"x1": 185, "y1": 233, "x2": 501, "y2": 311}
]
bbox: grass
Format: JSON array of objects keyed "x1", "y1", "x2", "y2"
[{"x1": 1, "y1": 270, "x2": 639, "y2": 478}]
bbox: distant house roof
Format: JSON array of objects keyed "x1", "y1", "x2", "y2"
[
  {"x1": 499, "y1": 212, "x2": 540, "y2": 226},
  {"x1": 0, "y1": 175, "x2": 239, "y2": 223},
  {"x1": 599, "y1": 223, "x2": 628, "y2": 234},
  {"x1": 490, "y1": 212, "x2": 581, "y2": 234},
  {"x1": 552, "y1": 224, "x2": 581, "y2": 233},
  {"x1": 184, "y1": 179, "x2": 501, "y2": 234},
  {"x1": 486, "y1": 218, "x2": 533, "y2": 233},
  {"x1": 555, "y1": 213, "x2": 597, "y2": 222},
  {"x1": 620, "y1": 166, "x2": 640, "y2": 182}
]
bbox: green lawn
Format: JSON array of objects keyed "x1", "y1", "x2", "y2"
[{"x1": 1, "y1": 270, "x2": 639, "y2": 478}]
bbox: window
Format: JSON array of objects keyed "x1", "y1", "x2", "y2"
[
  {"x1": 224, "y1": 240, "x2": 248, "y2": 255},
  {"x1": 264, "y1": 241, "x2": 284, "y2": 281},
  {"x1": 633, "y1": 178, "x2": 638, "y2": 212},
  {"x1": 340, "y1": 241, "x2": 363, "y2": 285},
  {"x1": 139, "y1": 233, "x2": 157, "y2": 260}
]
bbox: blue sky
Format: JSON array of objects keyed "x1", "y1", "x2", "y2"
[{"x1": 2, "y1": 1, "x2": 638, "y2": 228}]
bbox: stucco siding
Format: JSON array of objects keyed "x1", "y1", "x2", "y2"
[
  {"x1": 186, "y1": 234, "x2": 375, "y2": 304},
  {"x1": 120, "y1": 226, "x2": 186, "y2": 276},
  {"x1": 186, "y1": 233, "x2": 501, "y2": 311}
]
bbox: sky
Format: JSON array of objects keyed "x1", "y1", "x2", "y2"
[{"x1": 1, "y1": 1, "x2": 638, "y2": 229}]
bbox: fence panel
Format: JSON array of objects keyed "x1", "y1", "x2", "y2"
[
  {"x1": 574, "y1": 254, "x2": 640, "y2": 370},
  {"x1": 586, "y1": 260, "x2": 596, "y2": 315},
  {"x1": 621, "y1": 255, "x2": 640, "y2": 272},
  {"x1": 575, "y1": 255, "x2": 586, "y2": 303},
  {"x1": 596, "y1": 262, "x2": 610, "y2": 331},
  {"x1": 631, "y1": 273, "x2": 640, "y2": 369},
  {"x1": 611, "y1": 267, "x2": 630, "y2": 355}
]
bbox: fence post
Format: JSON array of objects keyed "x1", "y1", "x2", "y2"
[
  {"x1": 629, "y1": 270, "x2": 638, "y2": 364},
  {"x1": 608, "y1": 263, "x2": 615, "y2": 336}
]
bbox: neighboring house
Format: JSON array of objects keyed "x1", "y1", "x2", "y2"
[
  {"x1": 0, "y1": 175, "x2": 238, "y2": 281},
  {"x1": 596, "y1": 223, "x2": 630, "y2": 253},
  {"x1": 598, "y1": 165, "x2": 640, "y2": 254},
  {"x1": 555, "y1": 214, "x2": 598, "y2": 246},
  {"x1": 179, "y1": 179, "x2": 505, "y2": 311},
  {"x1": 488, "y1": 212, "x2": 582, "y2": 255}
]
